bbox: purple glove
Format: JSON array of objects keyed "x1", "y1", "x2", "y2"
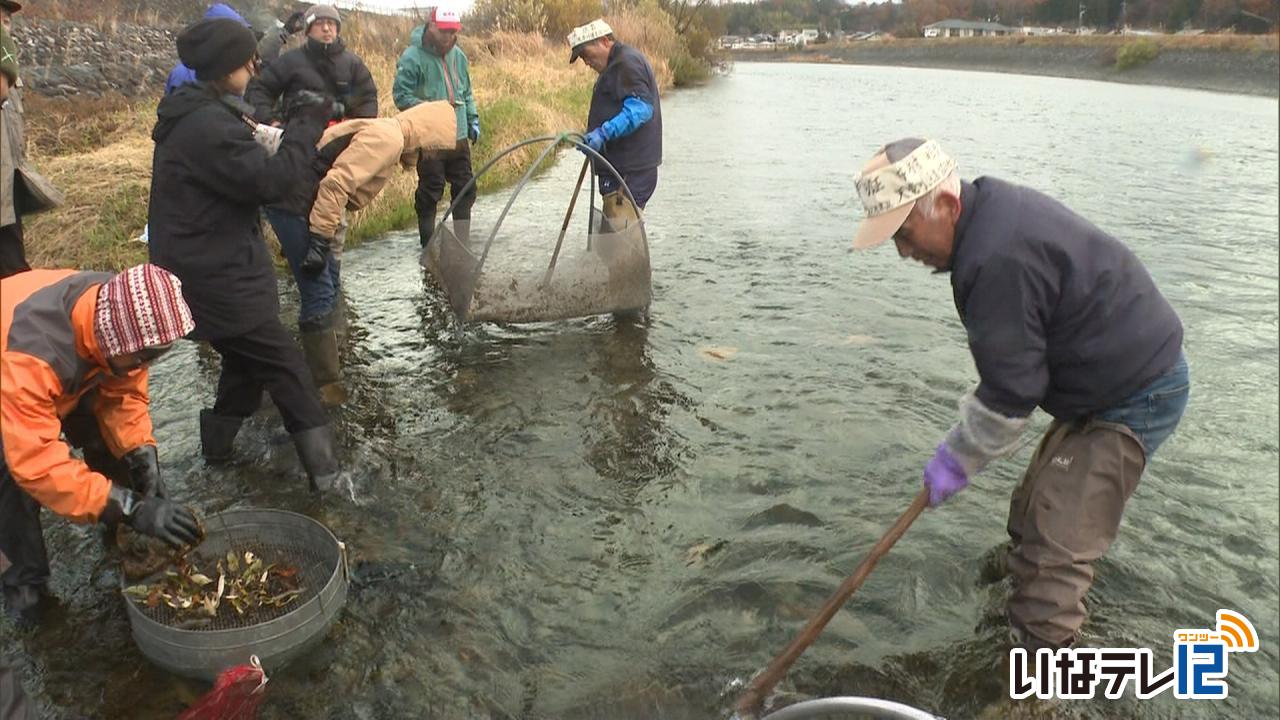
[{"x1": 923, "y1": 442, "x2": 969, "y2": 507}]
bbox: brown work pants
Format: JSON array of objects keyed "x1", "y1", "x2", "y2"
[{"x1": 1006, "y1": 418, "x2": 1147, "y2": 647}]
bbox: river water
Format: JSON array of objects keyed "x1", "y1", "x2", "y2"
[{"x1": 3, "y1": 63, "x2": 1277, "y2": 719}]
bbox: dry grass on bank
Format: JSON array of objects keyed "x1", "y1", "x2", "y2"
[{"x1": 20, "y1": 4, "x2": 687, "y2": 270}]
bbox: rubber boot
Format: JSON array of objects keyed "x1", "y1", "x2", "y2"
[
  {"x1": 291, "y1": 424, "x2": 341, "y2": 493},
  {"x1": 2, "y1": 584, "x2": 49, "y2": 631},
  {"x1": 332, "y1": 292, "x2": 349, "y2": 346},
  {"x1": 300, "y1": 313, "x2": 346, "y2": 407},
  {"x1": 199, "y1": 409, "x2": 243, "y2": 464},
  {"x1": 453, "y1": 218, "x2": 471, "y2": 247},
  {"x1": 418, "y1": 211, "x2": 436, "y2": 248},
  {"x1": 601, "y1": 190, "x2": 640, "y2": 232}
]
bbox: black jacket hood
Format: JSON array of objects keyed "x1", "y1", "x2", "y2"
[{"x1": 153, "y1": 83, "x2": 253, "y2": 143}]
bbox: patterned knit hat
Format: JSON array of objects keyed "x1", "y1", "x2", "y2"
[{"x1": 94, "y1": 264, "x2": 195, "y2": 358}]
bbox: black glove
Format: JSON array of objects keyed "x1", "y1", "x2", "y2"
[
  {"x1": 123, "y1": 445, "x2": 165, "y2": 498},
  {"x1": 285, "y1": 90, "x2": 332, "y2": 124},
  {"x1": 300, "y1": 233, "x2": 331, "y2": 275},
  {"x1": 330, "y1": 100, "x2": 346, "y2": 121},
  {"x1": 104, "y1": 486, "x2": 202, "y2": 548}
]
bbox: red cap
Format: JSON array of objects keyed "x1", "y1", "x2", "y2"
[{"x1": 432, "y1": 7, "x2": 462, "y2": 31}]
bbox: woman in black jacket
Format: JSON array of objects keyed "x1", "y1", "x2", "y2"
[{"x1": 147, "y1": 17, "x2": 342, "y2": 493}]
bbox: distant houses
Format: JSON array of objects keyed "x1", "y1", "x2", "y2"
[
  {"x1": 719, "y1": 18, "x2": 1046, "y2": 50},
  {"x1": 774, "y1": 28, "x2": 822, "y2": 47},
  {"x1": 922, "y1": 19, "x2": 1015, "y2": 37},
  {"x1": 717, "y1": 34, "x2": 777, "y2": 50},
  {"x1": 718, "y1": 28, "x2": 821, "y2": 50}
]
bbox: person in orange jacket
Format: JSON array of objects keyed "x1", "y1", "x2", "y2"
[{"x1": 0, "y1": 264, "x2": 203, "y2": 628}]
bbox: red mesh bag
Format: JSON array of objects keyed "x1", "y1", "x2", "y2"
[{"x1": 176, "y1": 656, "x2": 269, "y2": 720}]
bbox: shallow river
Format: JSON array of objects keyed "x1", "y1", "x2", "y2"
[{"x1": 4, "y1": 62, "x2": 1278, "y2": 719}]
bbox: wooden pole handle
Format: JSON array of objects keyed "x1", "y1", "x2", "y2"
[{"x1": 733, "y1": 488, "x2": 930, "y2": 719}]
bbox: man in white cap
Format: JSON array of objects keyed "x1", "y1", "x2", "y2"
[
  {"x1": 852, "y1": 138, "x2": 1189, "y2": 655},
  {"x1": 1, "y1": 264, "x2": 204, "y2": 628},
  {"x1": 568, "y1": 18, "x2": 662, "y2": 219}
]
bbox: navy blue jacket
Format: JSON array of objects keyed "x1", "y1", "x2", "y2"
[
  {"x1": 587, "y1": 43, "x2": 662, "y2": 176},
  {"x1": 949, "y1": 177, "x2": 1183, "y2": 420}
]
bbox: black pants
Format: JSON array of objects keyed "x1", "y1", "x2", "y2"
[
  {"x1": 414, "y1": 140, "x2": 476, "y2": 227},
  {"x1": 0, "y1": 394, "x2": 127, "y2": 595},
  {"x1": 599, "y1": 167, "x2": 659, "y2": 209},
  {"x1": 0, "y1": 218, "x2": 30, "y2": 280},
  {"x1": 208, "y1": 319, "x2": 328, "y2": 434}
]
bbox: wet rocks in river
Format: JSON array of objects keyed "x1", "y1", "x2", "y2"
[
  {"x1": 743, "y1": 503, "x2": 825, "y2": 529},
  {"x1": 684, "y1": 539, "x2": 729, "y2": 566}
]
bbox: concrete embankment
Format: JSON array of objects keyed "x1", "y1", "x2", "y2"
[{"x1": 730, "y1": 38, "x2": 1280, "y2": 97}]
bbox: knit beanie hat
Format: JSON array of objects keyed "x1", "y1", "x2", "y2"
[
  {"x1": 94, "y1": 264, "x2": 195, "y2": 358},
  {"x1": 304, "y1": 4, "x2": 341, "y2": 31},
  {"x1": 177, "y1": 17, "x2": 258, "y2": 81},
  {"x1": 0, "y1": 25, "x2": 17, "y2": 86},
  {"x1": 203, "y1": 2, "x2": 248, "y2": 24}
]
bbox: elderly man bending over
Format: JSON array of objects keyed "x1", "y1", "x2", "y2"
[{"x1": 851, "y1": 138, "x2": 1188, "y2": 654}]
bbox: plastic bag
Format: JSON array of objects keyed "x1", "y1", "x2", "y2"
[{"x1": 176, "y1": 656, "x2": 268, "y2": 720}]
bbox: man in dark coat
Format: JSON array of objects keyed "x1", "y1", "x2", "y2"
[
  {"x1": 568, "y1": 19, "x2": 662, "y2": 221},
  {"x1": 146, "y1": 17, "x2": 344, "y2": 494},
  {"x1": 245, "y1": 4, "x2": 377, "y2": 125},
  {"x1": 851, "y1": 137, "x2": 1188, "y2": 656},
  {"x1": 2, "y1": 4, "x2": 64, "y2": 279},
  {"x1": 249, "y1": 5, "x2": 375, "y2": 410}
]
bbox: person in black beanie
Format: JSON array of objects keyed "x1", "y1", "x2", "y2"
[{"x1": 146, "y1": 17, "x2": 348, "y2": 495}]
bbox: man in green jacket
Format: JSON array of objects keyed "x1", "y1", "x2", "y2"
[{"x1": 392, "y1": 6, "x2": 478, "y2": 248}]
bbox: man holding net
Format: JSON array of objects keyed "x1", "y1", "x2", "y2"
[{"x1": 568, "y1": 19, "x2": 663, "y2": 225}]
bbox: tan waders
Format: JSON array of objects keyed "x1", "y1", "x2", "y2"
[
  {"x1": 1005, "y1": 418, "x2": 1147, "y2": 648},
  {"x1": 601, "y1": 190, "x2": 641, "y2": 230}
]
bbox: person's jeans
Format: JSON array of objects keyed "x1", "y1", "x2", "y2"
[
  {"x1": 1094, "y1": 350, "x2": 1190, "y2": 458},
  {"x1": 265, "y1": 208, "x2": 339, "y2": 325}
]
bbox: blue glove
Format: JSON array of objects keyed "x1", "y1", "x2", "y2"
[
  {"x1": 923, "y1": 443, "x2": 969, "y2": 507},
  {"x1": 468, "y1": 117, "x2": 480, "y2": 143},
  {"x1": 583, "y1": 128, "x2": 607, "y2": 153}
]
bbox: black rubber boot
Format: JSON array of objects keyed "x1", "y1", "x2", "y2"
[
  {"x1": 2, "y1": 584, "x2": 49, "y2": 631},
  {"x1": 418, "y1": 212, "x2": 436, "y2": 248},
  {"x1": 453, "y1": 217, "x2": 471, "y2": 246},
  {"x1": 291, "y1": 424, "x2": 341, "y2": 493},
  {"x1": 199, "y1": 409, "x2": 243, "y2": 464}
]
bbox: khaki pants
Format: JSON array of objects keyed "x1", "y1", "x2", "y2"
[{"x1": 1006, "y1": 418, "x2": 1147, "y2": 647}]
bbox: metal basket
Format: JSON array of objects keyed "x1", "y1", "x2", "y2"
[
  {"x1": 121, "y1": 508, "x2": 349, "y2": 681},
  {"x1": 760, "y1": 697, "x2": 945, "y2": 720}
]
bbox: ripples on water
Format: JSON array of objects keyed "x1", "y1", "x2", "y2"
[{"x1": 3, "y1": 64, "x2": 1277, "y2": 719}]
